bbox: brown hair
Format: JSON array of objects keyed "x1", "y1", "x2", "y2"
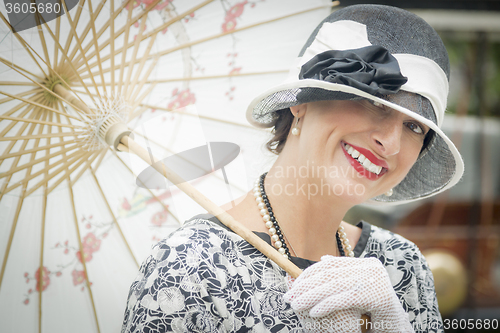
[{"x1": 265, "y1": 108, "x2": 294, "y2": 155}]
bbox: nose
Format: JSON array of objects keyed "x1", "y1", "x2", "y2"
[{"x1": 371, "y1": 115, "x2": 402, "y2": 157}]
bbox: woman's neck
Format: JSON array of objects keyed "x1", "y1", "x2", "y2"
[{"x1": 260, "y1": 160, "x2": 353, "y2": 260}]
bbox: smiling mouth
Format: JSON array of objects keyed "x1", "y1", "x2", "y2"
[{"x1": 341, "y1": 141, "x2": 388, "y2": 178}]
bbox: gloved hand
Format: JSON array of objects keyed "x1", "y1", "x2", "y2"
[{"x1": 284, "y1": 255, "x2": 414, "y2": 333}]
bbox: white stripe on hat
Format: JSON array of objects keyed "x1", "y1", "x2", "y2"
[
  {"x1": 393, "y1": 54, "x2": 448, "y2": 126},
  {"x1": 289, "y1": 20, "x2": 449, "y2": 125}
]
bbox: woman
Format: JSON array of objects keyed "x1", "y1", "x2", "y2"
[{"x1": 122, "y1": 4, "x2": 463, "y2": 333}]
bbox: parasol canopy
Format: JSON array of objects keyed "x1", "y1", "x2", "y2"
[{"x1": 0, "y1": 0, "x2": 333, "y2": 331}]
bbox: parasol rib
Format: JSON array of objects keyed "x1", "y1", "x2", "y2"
[
  {"x1": 0, "y1": 115, "x2": 82, "y2": 129},
  {"x1": 0, "y1": 82, "x2": 39, "y2": 86},
  {"x1": 0, "y1": 108, "x2": 48, "y2": 291},
  {"x1": 70, "y1": 0, "x2": 147, "y2": 66},
  {"x1": 130, "y1": 83, "x2": 157, "y2": 113},
  {"x1": 118, "y1": 6, "x2": 134, "y2": 96},
  {"x1": 49, "y1": 109, "x2": 95, "y2": 192},
  {"x1": 86, "y1": 0, "x2": 108, "y2": 95},
  {"x1": 125, "y1": 24, "x2": 158, "y2": 99},
  {"x1": 72, "y1": 0, "x2": 162, "y2": 69},
  {"x1": 55, "y1": 105, "x2": 96, "y2": 182},
  {"x1": 0, "y1": 132, "x2": 83, "y2": 142},
  {"x1": 0, "y1": 93, "x2": 42, "y2": 119},
  {"x1": 0, "y1": 108, "x2": 44, "y2": 200},
  {"x1": 0, "y1": 13, "x2": 47, "y2": 78},
  {"x1": 111, "y1": 150, "x2": 180, "y2": 225},
  {"x1": 128, "y1": 56, "x2": 159, "y2": 107},
  {"x1": 131, "y1": 103, "x2": 257, "y2": 130},
  {"x1": 77, "y1": 0, "x2": 213, "y2": 72},
  {"x1": 0, "y1": 56, "x2": 44, "y2": 82},
  {"x1": 69, "y1": 150, "x2": 106, "y2": 187},
  {"x1": 0, "y1": 184, "x2": 27, "y2": 292},
  {"x1": 12, "y1": 151, "x2": 94, "y2": 198},
  {"x1": 67, "y1": 183, "x2": 102, "y2": 333},
  {"x1": 1, "y1": 62, "x2": 88, "y2": 119},
  {"x1": 131, "y1": 0, "x2": 214, "y2": 52},
  {"x1": 65, "y1": 0, "x2": 109, "y2": 64},
  {"x1": 31, "y1": 15, "x2": 100, "y2": 108},
  {"x1": 110, "y1": 0, "x2": 116, "y2": 94},
  {"x1": 0, "y1": 148, "x2": 84, "y2": 180},
  {"x1": 60, "y1": 0, "x2": 87, "y2": 65},
  {"x1": 123, "y1": 16, "x2": 148, "y2": 98},
  {"x1": 33, "y1": 7, "x2": 52, "y2": 72},
  {"x1": 0, "y1": 89, "x2": 42, "y2": 105},
  {"x1": 89, "y1": 148, "x2": 108, "y2": 175},
  {"x1": 59, "y1": 0, "x2": 102, "y2": 101},
  {"x1": 0, "y1": 140, "x2": 78, "y2": 161},
  {"x1": 53, "y1": 16, "x2": 60, "y2": 69},
  {"x1": 38, "y1": 184, "x2": 47, "y2": 333},
  {"x1": 36, "y1": 111, "x2": 55, "y2": 331},
  {"x1": 0, "y1": 84, "x2": 84, "y2": 121},
  {"x1": 45, "y1": 152, "x2": 99, "y2": 196},
  {"x1": 89, "y1": 169, "x2": 140, "y2": 267},
  {"x1": 38, "y1": 185, "x2": 48, "y2": 333},
  {"x1": 26, "y1": 108, "x2": 50, "y2": 333},
  {"x1": 0, "y1": 104, "x2": 40, "y2": 172},
  {"x1": 144, "y1": 70, "x2": 289, "y2": 84},
  {"x1": 6, "y1": 116, "x2": 93, "y2": 197}
]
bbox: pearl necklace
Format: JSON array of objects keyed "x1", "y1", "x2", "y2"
[{"x1": 254, "y1": 173, "x2": 355, "y2": 259}]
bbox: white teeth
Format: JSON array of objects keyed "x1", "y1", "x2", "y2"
[{"x1": 344, "y1": 143, "x2": 383, "y2": 175}]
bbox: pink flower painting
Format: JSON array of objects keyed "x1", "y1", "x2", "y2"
[
  {"x1": 72, "y1": 269, "x2": 86, "y2": 286},
  {"x1": 222, "y1": 1, "x2": 251, "y2": 32},
  {"x1": 168, "y1": 88, "x2": 196, "y2": 110},
  {"x1": 35, "y1": 266, "x2": 50, "y2": 292},
  {"x1": 76, "y1": 232, "x2": 101, "y2": 263},
  {"x1": 151, "y1": 210, "x2": 168, "y2": 226}
]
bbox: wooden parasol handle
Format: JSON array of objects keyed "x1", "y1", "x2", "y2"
[
  {"x1": 118, "y1": 135, "x2": 371, "y2": 332},
  {"x1": 119, "y1": 135, "x2": 303, "y2": 277}
]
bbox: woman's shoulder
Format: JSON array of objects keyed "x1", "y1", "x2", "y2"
[
  {"x1": 156, "y1": 214, "x2": 240, "y2": 249},
  {"x1": 360, "y1": 222, "x2": 433, "y2": 290},
  {"x1": 360, "y1": 221, "x2": 422, "y2": 257},
  {"x1": 156, "y1": 214, "x2": 270, "y2": 263}
]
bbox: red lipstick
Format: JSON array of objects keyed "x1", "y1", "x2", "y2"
[{"x1": 341, "y1": 141, "x2": 388, "y2": 180}]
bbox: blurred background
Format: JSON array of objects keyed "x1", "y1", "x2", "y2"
[{"x1": 341, "y1": 0, "x2": 500, "y2": 329}]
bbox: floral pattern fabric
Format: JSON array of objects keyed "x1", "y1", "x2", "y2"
[{"x1": 122, "y1": 217, "x2": 443, "y2": 332}]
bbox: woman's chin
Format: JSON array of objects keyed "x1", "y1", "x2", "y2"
[{"x1": 316, "y1": 177, "x2": 370, "y2": 205}]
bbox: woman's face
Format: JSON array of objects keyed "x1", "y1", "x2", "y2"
[{"x1": 287, "y1": 99, "x2": 429, "y2": 204}]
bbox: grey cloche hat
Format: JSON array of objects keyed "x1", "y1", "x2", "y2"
[{"x1": 246, "y1": 4, "x2": 464, "y2": 204}]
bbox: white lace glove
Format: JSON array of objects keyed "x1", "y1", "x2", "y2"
[{"x1": 284, "y1": 255, "x2": 414, "y2": 333}]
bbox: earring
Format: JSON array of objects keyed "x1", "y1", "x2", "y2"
[
  {"x1": 384, "y1": 188, "x2": 393, "y2": 197},
  {"x1": 291, "y1": 116, "x2": 300, "y2": 136}
]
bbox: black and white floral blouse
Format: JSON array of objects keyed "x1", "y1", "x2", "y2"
[{"x1": 122, "y1": 214, "x2": 443, "y2": 332}]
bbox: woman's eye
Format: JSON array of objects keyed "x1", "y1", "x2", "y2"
[{"x1": 405, "y1": 122, "x2": 424, "y2": 134}]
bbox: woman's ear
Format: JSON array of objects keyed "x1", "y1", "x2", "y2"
[{"x1": 290, "y1": 104, "x2": 307, "y2": 118}]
